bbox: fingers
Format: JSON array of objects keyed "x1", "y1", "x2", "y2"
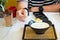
[
  {"x1": 23, "y1": 9, "x2": 28, "y2": 17},
  {"x1": 17, "y1": 9, "x2": 28, "y2": 17},
  {"x1": 16, "y1": 9, "x2": 28, "y2": 22},
  {"x1": 17, "y1": 9, "x2": 24, "y2": 16}
]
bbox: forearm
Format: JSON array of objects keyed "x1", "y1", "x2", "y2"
[{"x1": 17, "y1": 1, "x2": 28, "y2": 10}]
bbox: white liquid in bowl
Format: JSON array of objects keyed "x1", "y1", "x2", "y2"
[{"x1": 31, "y1": 22, "x2": 49, "y2": 29}]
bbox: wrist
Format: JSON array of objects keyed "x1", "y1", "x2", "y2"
[{"x1": 24, "y1": 8, "x2": 28, "y2": 11}]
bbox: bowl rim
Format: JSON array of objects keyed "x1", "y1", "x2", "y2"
[{"x1": 30, "y1": 22, "x2": 50, "y2": 29}]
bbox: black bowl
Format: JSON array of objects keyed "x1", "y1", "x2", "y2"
[
  {"x1": 30, "y1": 22, "x2": 50, "y2": 34},
  {"x1": 31, "y1": 26, "x2": 49, "y2": 34}
]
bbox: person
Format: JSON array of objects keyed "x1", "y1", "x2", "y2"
[{"x1": 16, "y1": 0, "x2": 28, "y2": 22}]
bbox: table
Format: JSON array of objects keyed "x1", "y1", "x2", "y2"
[{"x1": 0, "y1": 12, "x2": 60, "y2": 40}]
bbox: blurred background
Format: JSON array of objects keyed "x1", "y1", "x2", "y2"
[
  {"x1": 0, "y1": 0, "x2": 60, "y2": 18},
  {"x1": 5, "y1": 0, "x2": 60, "y2": 12}
]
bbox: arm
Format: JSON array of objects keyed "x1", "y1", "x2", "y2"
[
  {"x1": 17, "y1": 0, "x2": 28, "y2": 10},
  {"x1": 16, "y1": 0, "x2": 28, "y2": 22}
]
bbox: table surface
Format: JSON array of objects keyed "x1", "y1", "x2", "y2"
[{"x1": 0, "y1": 12, "x2": 60, "y2": 40}]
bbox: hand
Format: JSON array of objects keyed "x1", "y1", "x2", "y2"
[{"x1": 16, "y1": 9, "x2": 28, "y2": 22}]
